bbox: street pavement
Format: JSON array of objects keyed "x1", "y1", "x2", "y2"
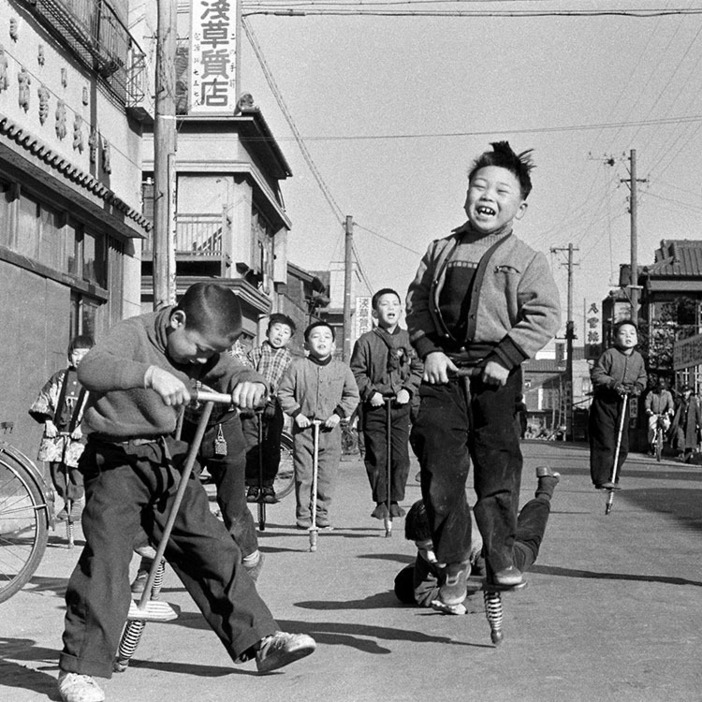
[{"x1": 2, "y1": 440, "x2": 701, "y2": 702}]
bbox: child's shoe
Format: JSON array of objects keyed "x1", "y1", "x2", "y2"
[
  {"x1": 535, "y1": 466, "x2": 560, "y2": 499},
  {"x1": 438, "y1": 561, "x2": 470, "y2": 606},
  {"x1": 261, "y1": 486, "x2": 276, "y2": 504},
  {"x1": 371, "y1": 503, "x2": 388, "y2": 520},
  {"x1": 57, "y1": 671, "x2": 105, "y2": 702},
  {"x1": 243, "y1": 551, "x2": 265, "y2": 583},
  {"x1": 296, "y1": 519, "x2": 312, "y2": 529},
  {"x1": 491, "y1": 565, "x2": 525, "y2": 588},
  {"x1": 246, "y1": 486, "x2": 260, "y2": 502},
  {"x1": 389, "y1": 502, "x2": 405, "y2": 518},
  {"x1": 255, "y1": 631, "x2": 316, "y2": 673}
]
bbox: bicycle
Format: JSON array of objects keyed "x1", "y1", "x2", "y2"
[
  {"x1": 650, "y1": 414, "x2": 669, "y2": 463},
  {"x1": 0, "y1": 435, "x2": 55, "y2": 603}
]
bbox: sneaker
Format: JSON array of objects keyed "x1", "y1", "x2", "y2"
[
  {"x1": 261, "y1": 486, "x2": 276, "y2": 504},
  {"x1": 439, "y1": 561, "x2": 470, "y2": 606},
  {"x1": 243, "y1": 552, "x2": 265, "y2": 583},
  {"x1": 130, "y1": 569, "x2": 149, "y2": 595},
  {"x1": 371, "y1": 503, "x2": 388, "y2": 520},
  {"x1": 246, "y1": 486, "x2": 260, "y2": 503},
  {"x1": 57, "y1": 671, "x2": 105, "y2": 702},
  {"x1": 536, "y1": 465, "x2": 560, "y2": 480},
  {"x1": 389, "y1": 502, "x2": 405, "y2": 518},
  {"x1": 599, "y1": 481, "x2": 621, "y2": 491},
  {"x1": 255, "y1": 631, "x2": 316, "y2": 673},
  {"x1": 492, "y1": 565, "x2": 525, "y2": 588},
  {"x1": 296, "y1": 519, "x2": 312, "y2": 529}
]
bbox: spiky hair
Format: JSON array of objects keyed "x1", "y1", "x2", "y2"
[{"x1": 468, "y1": 141, "x2": 535, "y2": 199}]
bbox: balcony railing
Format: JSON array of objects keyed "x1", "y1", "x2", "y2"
[
  {"x1": 24, "y1": 0, "x2": 146, "y2": 107},
  {"x1": 143, "y1": 214, "x2": 224, "y2": 257}
]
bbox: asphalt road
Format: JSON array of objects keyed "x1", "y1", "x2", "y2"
[{"x1": 2, "y1": 441, "x2": 701, "y2": 701}]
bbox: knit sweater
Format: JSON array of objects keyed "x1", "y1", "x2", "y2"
[
  {"x1": 78, "y1": 307, "x2": 266, "y2": 438},
  {"x1": 350, "y1": 327, "x2": 423, "y2": 403},
  {"x1": 591, "y1": 346, "x2": 647, "y2": 397},
  {"x1": 406, "y1": 226, "x2": 561, "y2": 370}
]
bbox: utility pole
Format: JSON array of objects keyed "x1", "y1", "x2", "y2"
[
  {"x1": 343, "y1": 215, "x2": 354, "y2": 362},
  {"x1": 152, "y1": 0, "x2": 178, "y2": 309},
  {"x1": 551, "y1": 244, "x2": 579, "y2": 441},
  {"x1": 621, "y1": 149, "x2": 646, "y2": 322}
]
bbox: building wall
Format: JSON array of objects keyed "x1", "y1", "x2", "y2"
[{"x1": 0, "y1": 1, "x2": 150, "y2": 456}]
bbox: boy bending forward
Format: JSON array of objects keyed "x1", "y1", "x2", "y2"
[
  {"x1": 406, "y1": 142, "x2": 560, "y2": 602},
  {"x1": 57, "y1": 283, "x2": 315, "y2": 702}
]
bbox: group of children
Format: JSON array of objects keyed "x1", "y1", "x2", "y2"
[{"x1": 34, "y1": 141, "x2": 580, "y2": 702}]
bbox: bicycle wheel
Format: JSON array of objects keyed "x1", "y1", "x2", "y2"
[
  {"x1": 273, "y1": 432, "x2": 295, "y2": 502},
  {"x1": 0, "y1": 448, "x2": 49, "y2": 603},
  {"x1": 655, "y1": 428, "x2": 663, "y2": 462}
]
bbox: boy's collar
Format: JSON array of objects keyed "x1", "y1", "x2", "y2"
[
  {"x1": 308, "y1": 353, "x2": 333, "y2": 366},
  {"x1": 452, "y1": 220, "x2": 513, "y2": 241}
]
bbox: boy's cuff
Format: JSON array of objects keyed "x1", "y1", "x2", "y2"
[
  {"x1": 290, "y1": 408, "x2": 301, "y2": 418},
  {"x1": 414, "y1": 336, "x2": 443, "y2": 360},
  {"x1": 490, "y1": 337, "x2": 528, "y2": 371},
  {"x1": 334, "y1": 406, "x2": 347, "y2": 419}
]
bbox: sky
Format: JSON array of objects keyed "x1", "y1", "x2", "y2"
[{"x1": 236, "y1": 3, "x2": 702, "y2": 342}]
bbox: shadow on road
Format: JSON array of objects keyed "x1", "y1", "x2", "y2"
[
  {"x1": 0, "y1": 638, "x2": 59, "y2": 700},
  {"x1": 531, "y1": 563, "x2": 702, "y2": 588}
]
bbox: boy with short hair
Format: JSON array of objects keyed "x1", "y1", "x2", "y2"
[
  {"x1": 350, "y1": 288, "x2": 423, "y2": 519},
  {"x1": 278, "y1": 321, "x2": 359, "y2": 529},
  {"x1": 406, "y1": 142, "x2": 561, "y2": 601},
  {"x1": 589, "y1": 319, "x2": 647, "y2": 489},
  {"x1": 243, "y1": 313, "x2": 296, "y2": 503},
  {"x1": 394, "y1": 466, "x2": 560, "y2": 612},
  {"x1": 57, "y1": 283, "x2": 315, "y2": 702}
]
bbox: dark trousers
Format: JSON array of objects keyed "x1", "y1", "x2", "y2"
[
  {"x1": 181, "y1": 411, "x2": 258, "y2": 558},
  {"x1": 361, "y1": 402, "x2": 411, "y2": 504},
  {"x1": 589, "y1": 393, "x2": 629, "y2": 485},
  {"x1": 242, "y1": 402, "x2": 285, "y2": 488},
  {"x1": 50, "y1": 461, "x2": 84, "y2": 502},
  {"x1": 410, "y1": 370, "x2": 523, "y2": 572},
  {"x1": 60, "y1": 438, "x2": 277, "y2": 679}
]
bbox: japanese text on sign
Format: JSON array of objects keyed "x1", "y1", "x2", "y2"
[
  {"x1": 355, "y1": 297, "x2": 373, "y2": 339},
  {"x1": 190, "y1": 0, "x2": 237, "y2": 113},
  {"x1": 673, "y1": 334, "x2": 702, "y2": 370}
]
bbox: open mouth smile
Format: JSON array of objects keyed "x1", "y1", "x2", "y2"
[{"x1": 476, "y1": 206, "x2": 496, "y2": 216}]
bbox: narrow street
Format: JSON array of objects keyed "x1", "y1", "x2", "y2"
[{"x1": 2, "y1": 440, "x2": 701, "y2": 702}]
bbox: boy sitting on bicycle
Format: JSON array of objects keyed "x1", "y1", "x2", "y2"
[{"x1": 645, "y1": 378, "x2": 674, "y2": 454}]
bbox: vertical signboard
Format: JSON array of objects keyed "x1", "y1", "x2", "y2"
[
  {"x1": 355, "y1": 297, "x2": 373, "y2": 340},
  {"x1": 584, "y1": 300, "x2": 602, "y2": 360},
  {"x1": 190, "y1": 0, "x2": 239, "y2": 113}
]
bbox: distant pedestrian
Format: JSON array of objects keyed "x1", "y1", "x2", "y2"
[
  {"x1": 278, "y1": 321, "x2": 359, "y2": 529},
  {"x1": 29, "y1": 334, "x2": 94, "y2": 521},
  {"x1": 350, "y1": 288, "x2": 423, "y2": 521},
  {"x1": 588, "y1": 320, "x2": 647, "y2": 490},
  {"x1": 670, "y1": 385, "x2": 701, "y2": 462},
  {"x1": 644, "y1": 378, "x2": 674, "y2": 454}
]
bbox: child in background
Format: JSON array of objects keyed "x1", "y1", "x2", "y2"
[
  {"x1": 394, "y1": 466, "x2": 560, "y2": 612},
  {"x1": 350, "y1": 288, "x2": 423, "y2": 520},
  {"x1": 56, "y1": 283, "x2": 315, "y2": 702},
  {"x1": 243, "y1": 313, "x2": 297, "y2": 504},
  {"x1": 278, "y1": 321, "x2": 359, "y2": 529},
  {"x1": 406, "y1": 142, "x2": 561, "y2": 599},
  {"x1": 670, "y1": 385, "x2": 701, "y2": 462},
  {"x1": 29, "y1": 334, "x2": 94, "y2": 520},
  {"x1": 589, "y1": 320, "x2": 647, "y2": 489}
]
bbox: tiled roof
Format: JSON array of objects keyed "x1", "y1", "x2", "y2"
[{"x1": 644, "y1": 240, "x2": 702, "y2": 277}]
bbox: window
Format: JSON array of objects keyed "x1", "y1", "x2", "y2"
[
  {"x1": 70, "y1": 293, "x2": 99, "y2": 339},
  {"x1": 17, "y1": 193, "x2": 40, "y2": 259},
  {"x1": 0, "y1": 183, "x2": 10, "y2": 247}
]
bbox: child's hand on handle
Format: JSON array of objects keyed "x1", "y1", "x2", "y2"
[
  {"x1": 295, "y1": 413, "x2": 311, "y2": 429},
  {"x1": 324, "y1": 414, "x2": 341, "y2": 430},
  {"x1": 144, "y1": 366, "x2": 191, "y2": 406},
  {"x1": 369, "y1": 392, "x2": 385, "y2": 407},
  {"x1": 423, "y1": 352, "x2": 457, "y2": 385},
  {"x1": 396, "y1": 389, "x2": 410, "y2": 405},
  {"x1": 44, "y1": 420, "x2": 58, "y2": 438},
  {"x1": 231, "y1": 381, "x2": 266, "y2": 410},
  {"x1": 481, "y1": 361, "x2": 509, "y2": 387},
  {"x1": 70, "y1": 427, "x2": 82, "y2": 441}
]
